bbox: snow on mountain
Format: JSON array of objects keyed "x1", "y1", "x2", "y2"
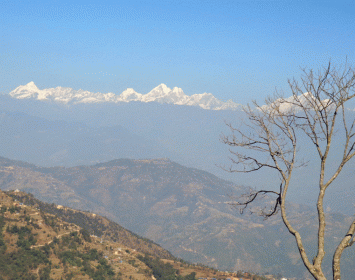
[
  {"x1": 119, "y1": 88, "x2": 142, "y2": 102},
  {"x1": 260, "y1": 92, "x2": 335, "y2": 113},
  {"x1": 9, "y1": 81, "x2": 41, "y2": 99},
  {"x1": 8, "y1": 82, "x2": 241, "y2": 110},
  {"x1": 9, "y1": 82, "x2": 116, "y2": 103}
]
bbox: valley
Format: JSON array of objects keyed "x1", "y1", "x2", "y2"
[{"x1": 0, "y1": 157, "x2": 354, "y2": 279}]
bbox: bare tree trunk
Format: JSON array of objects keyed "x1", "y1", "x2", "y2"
[
  {"x1": 313, "y1": 188, "x2": 327, "y2": 279},
  {"x1": 333, "y1": 218, "x2": 355, "y2": 280}
]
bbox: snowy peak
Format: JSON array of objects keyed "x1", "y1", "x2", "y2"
[
  {"x1": 151, "y1": 83, "x2": 171, "y2": 95},
  {"x1": 9, "y1": 81, "x2": 40, "y2": 99},
  {"x1": 261, "y1": 92, "x2": 335, "y2": 113},
  {"x1": 25, "y1": 81, "x2": 39, "y2": 91},
  {"x1": 143, "y1": 83, "x2": 173, "y2": 102},
  {"x1": 120, "y1": 88, "x2": 142, "y2": 101},
  {"x1": 142, "y1": 84, "x2": 189, "y2": 104},
  {"x1": 8, "y1": 82, "x2": 241, "y2": 110}
]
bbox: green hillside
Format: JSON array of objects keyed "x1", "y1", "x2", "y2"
[{"x1": 2, "y1": 189, "x2": 266, "y2": 280}]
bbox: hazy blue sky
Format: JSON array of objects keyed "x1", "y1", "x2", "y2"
[{"x1": 1, "y1": 0, "x2": 354, "y2": 104}]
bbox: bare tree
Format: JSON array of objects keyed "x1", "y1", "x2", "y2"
[{"x1": 221, "y1": 62, "x2": 355, "y2": 280}]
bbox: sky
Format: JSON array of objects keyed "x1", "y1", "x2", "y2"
[{"x1": 1, "y1": 0, "x2": 354, "y2": 105}]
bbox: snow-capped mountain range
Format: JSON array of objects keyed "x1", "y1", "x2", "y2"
[
  {"x1": 260, "y1": 92, "x2": 335, "y2": 113},
  {"x1": 8, "y1": 82, "x2": 241, "y2": 110}
]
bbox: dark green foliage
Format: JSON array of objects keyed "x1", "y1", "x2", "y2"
[
  {"x1": 6, "y1": 225, "x2": 37, "y2": 249},
  {"x1": 85, "y1": 248, "x2": 102, "y2": 260},
  {"x1": 60, "y1": 231, "x2": 82, "y2": 250},
  {"x1": 59, "y1": 245, "x2": 115, "y2": 279},
  {"x1": 128, "y1": 259, "x2": 137, "y2": 267},
  {"x1": 39, "y1": 265, "x2": 52, "y2": 280},
  {"x1": 8, "y1": 205, "x2": 20, "y2": 213},
  {"x1": 51, "y1": 236, "x2": 59, "y2": 247},
  {"x1": 80, "y1": 228, "x2": 91, "y2": 242},
  {"x1": 7, "y1": 225, "x2": 31, "y2": 234},
  {"x1": 60, "y1": 250, "x2": 83, "y2": 267},
  {"x1": 137, "y1": 254, "x2": 197, "y2": 280},
  {"x1": 0, "y1": 247, "x2": 49, "y2": 279},
  {"x1": 16, "y1": 233, "x2": 37, "y2": 249},
  {"x1": 41, "y1": 244, "x2": 51, "y2": 257},
  {"x1": 43, "y1": 214, "x2": 58, "y2": 228},
  {"x1": 0, "y1": 217, "x2": 7, "y2": 255},
  {"x1": 65, "y1": 272, "x2": 74, "y2": 280},
  {"x1": 184, "y1": 272, "x2": 197, "y2": 280}
]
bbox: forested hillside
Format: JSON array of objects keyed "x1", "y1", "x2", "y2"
[{"x1": 1, "y1": 189, "x2": 266, "y2": 280}]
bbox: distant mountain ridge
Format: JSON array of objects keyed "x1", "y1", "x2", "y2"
[
  {"x1": 1, "y1": 156, "x2": 354, "y2": 279},
  {"x1": 1, "y1": 89, "x2": 354, "y2": 217},
  {"x1": 9, "y1": 82, "x2": 241, "y2": 110}
]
